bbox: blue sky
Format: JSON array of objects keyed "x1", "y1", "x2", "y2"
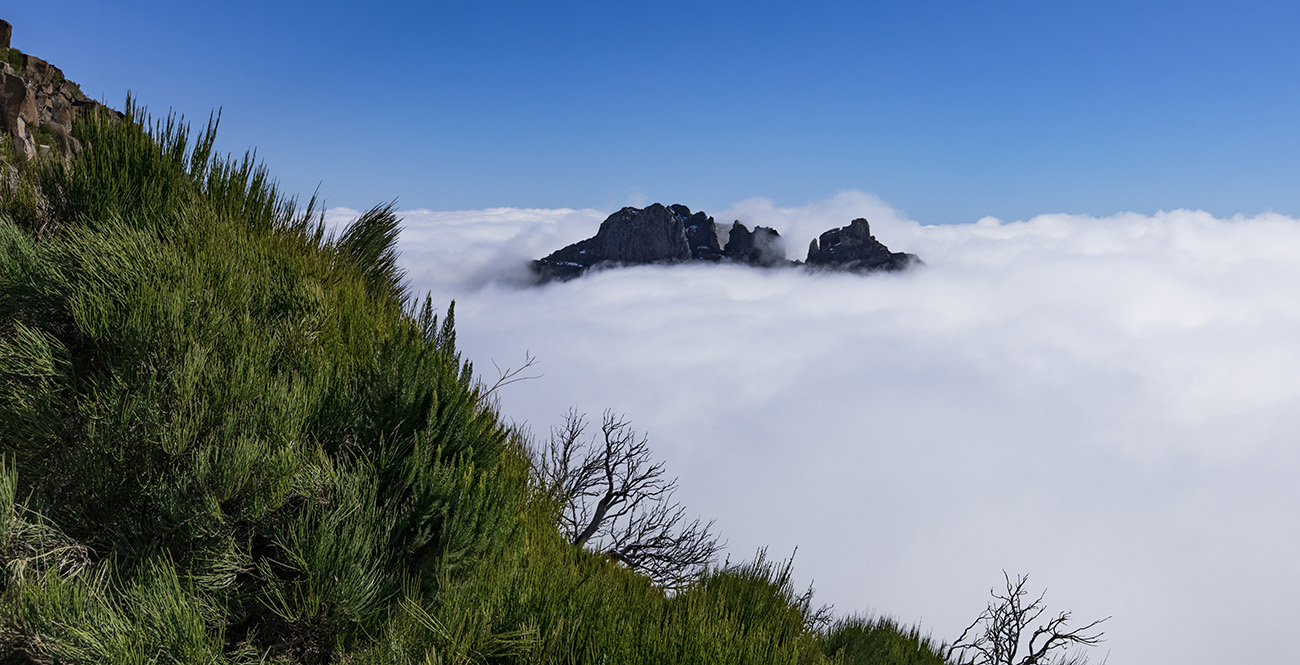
[{"x1": 8, "y1": 1, "x2": 1299, "y2": 222}]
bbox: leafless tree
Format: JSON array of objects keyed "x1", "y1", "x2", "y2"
[
  {"x1": 948, "y1": 572, "x2": 1109, "y2": 665},
  {"x1": 534, "y1": 409, "x2": 722, "y2": 589}
]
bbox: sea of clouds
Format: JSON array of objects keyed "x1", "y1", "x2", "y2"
[{"x1": 328, "y1": 191, "x2": 1300, "y2": 664}]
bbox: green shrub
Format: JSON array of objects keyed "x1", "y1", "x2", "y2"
[
  {"x1": 3, "y1": 47, "x2": 22, "y2": 73},
  {"x1": 29, "y1": 123, "x2": 58, "y2": 149},
  {"x1": 0, "y1": 100, "x2": 530, "y2": 662},
  {"x1": 823, "y1": 615, "x2": 951, "y2": 665}
]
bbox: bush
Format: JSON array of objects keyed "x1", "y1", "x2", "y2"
[
  {"x1": 824, "y1": 615, "x2": 950, "y2": 665},
  {"x1": 28, "y1": 122, "x2": 57, "y2": 149},
  {"x1": 3, "y1": 47, "x2": 22, "y2": 73},
  {"x1": 0, "y1": 100, "x2": 528, "y2": 662}
]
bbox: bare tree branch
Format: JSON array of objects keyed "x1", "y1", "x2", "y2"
[
  {"x1": 949, "y1": 572, "x2": 1109, "y2": 665},
  {"x1": 476, "y1": 351, "x2": 541, "y2": 405},
  {"x1": 534, "y1": 409, "x2": 722, "y2": 589}
]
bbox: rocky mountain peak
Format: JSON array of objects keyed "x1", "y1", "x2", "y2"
[
  {"x1": 593, "y1": 203, "x2": 694, "y2": 264},
  {"x1": 532, "y1": 203, "x2": 920, "y2": 283},
  {"x1": 723, "y1": 221, "x2": 786, "y2": 267},
  {"x1": 804, "y1": 217, "x2": 914, "y2": 272}
]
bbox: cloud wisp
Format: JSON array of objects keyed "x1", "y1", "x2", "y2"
[{"x1": 367, "y1": 191, "x2": 1300, "y2": 665}]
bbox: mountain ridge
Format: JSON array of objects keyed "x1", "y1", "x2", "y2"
[{"x1": 533, "y1": 202, "x2": 921, "y2": 283}]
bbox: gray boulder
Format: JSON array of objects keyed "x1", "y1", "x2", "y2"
[{"x1": 0, "y1": 69, "x2": 37, "y2": 159}]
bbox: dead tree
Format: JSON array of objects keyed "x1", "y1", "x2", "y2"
[
  {"x1": 948, "y1": 572, "x2": 1109, "y2": 665},
  {"x1": 535, "y1": 409, "x2": 721, "y2": 589}
]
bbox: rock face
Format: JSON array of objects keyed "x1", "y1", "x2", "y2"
[
  {"x1": 680, "y1": 204, "x2": 724, "y2": 261},
  {"x1": 805, "y1": 218, "x2": 918, "y2": 272},
  {"x1": 0, "y1": 19, "x2": 118, "y2": 165},
  {"x1": 533, "y1": 203, "x2": 920, "y2": 282},
  {"x1": 533, "y1": 203, "x2": 689, "y2": 281},
  {"x1": 596, "y1": 203, "x2": 693, "y2": 264},
  {"x1": 723, "y1": 221, "x2": 785, "y2": 267}
]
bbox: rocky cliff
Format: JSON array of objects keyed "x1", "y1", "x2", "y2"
[
  {"x1": 533, "y1": 203, "x2": 920, "y2": 282},
  {"x1": 0, "y1": 18, "x2": 118, "y2": 166}
]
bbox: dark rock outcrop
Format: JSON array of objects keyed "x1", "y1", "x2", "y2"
[
  {"x1": 805, "y1": 218, "x2": 919, "y2": 272},
  {"x1": 722, "y1": 221, "x2": 785, "y2": 267},
  {"x1": 533, "y1": 203, "x2": 695, "y2": 281},
  {"x1": 533, "y1": 203, "x2": 920, "y2": 283},
  {"x1": 679, "y1": 204, "x2": 724, "y2": 261},
  {"x1": 597, "y1": 203, "x2": 693, "y2": 263},
  {"x1": 0, "y1": 19, "x2": 118, "y2": 165}
]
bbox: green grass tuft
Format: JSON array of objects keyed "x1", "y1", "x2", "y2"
[{"x1": 2, "y1": 48, "x2": 22, "y2": 73}]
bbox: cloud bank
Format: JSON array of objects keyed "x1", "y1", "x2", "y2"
[{"x1": 354, "y1": 191, "x2": 1300, "y2": 664}]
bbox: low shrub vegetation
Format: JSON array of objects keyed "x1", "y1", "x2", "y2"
[{"x1": 2, "y1": 47, "x2": 22, "y2": 72}]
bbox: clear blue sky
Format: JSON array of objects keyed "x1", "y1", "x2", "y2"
[{"x1": 8, "y1": 1, "x2": 1299, "y2": 223}]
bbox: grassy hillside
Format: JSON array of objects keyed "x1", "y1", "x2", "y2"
[{"x1": 0, "y1": 101, "x2": 951, "y2": 664}]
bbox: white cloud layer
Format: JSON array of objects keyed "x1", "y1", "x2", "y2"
[{"x1": 345, "y1": 191, "x2": 1300, "y2": 664}]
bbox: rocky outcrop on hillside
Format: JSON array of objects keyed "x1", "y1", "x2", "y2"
[
  {"x1": 0, "y1": 19, "x2": 118, "y2": 165},
  {"x1": 532, "y1": 203, "x2": 919, "y2": 282}
]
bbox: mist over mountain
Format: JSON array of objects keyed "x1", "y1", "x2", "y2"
[{"x1": 395, "y1": 192, "x2": 1300, "y2": 665}]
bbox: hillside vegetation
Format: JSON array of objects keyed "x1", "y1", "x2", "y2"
[{"x1": 0, "y1": 101, "x2": 952, "y2": 664}]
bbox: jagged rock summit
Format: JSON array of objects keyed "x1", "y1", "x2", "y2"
[
  {"x1": 0, "y1": 18, "x2": 119, "y2": 165},
  {"x1": 532, "y1": 203, "x2": 919, "y2": 283},
  {"x1": 532, "y1": 203, "x2": 788, "y2": 282},
  {"x1": 805, "y1": 217, "x2": 915, "y2": 272}
]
